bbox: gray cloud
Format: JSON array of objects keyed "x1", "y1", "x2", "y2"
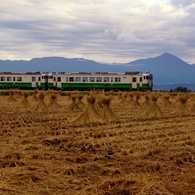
[
  {"x1": 0, "y1": 0, "x2": 195, "y2": 63},
  {"x1": 171, "y1": 0, "x2": 195, "y2": 7}
]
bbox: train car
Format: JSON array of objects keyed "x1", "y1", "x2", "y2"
[
  {"x1": 0, "y1": 71, "x2": 153, "y2": 91},
  {"x1": 0, "y1": 71, "x2": 41, "y2": 89}
]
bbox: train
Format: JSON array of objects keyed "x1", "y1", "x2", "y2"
[{"x1": 0, "y1": 71, "x2": 153, "y2": 91}]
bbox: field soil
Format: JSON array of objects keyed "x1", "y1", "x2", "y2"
[{"x1": 1, "y1": 91, "x2": 195, "y2": 195}]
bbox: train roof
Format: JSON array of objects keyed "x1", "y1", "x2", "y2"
[
  {"x1": 0, "y1": 72, "x2": 23, "y2": 74},
  {"x1": 0, "y1": 71, "x2": 151, "y2": 75},
  {"x1": 0, "y1": 71, "x2": 41, "y2": 75}
]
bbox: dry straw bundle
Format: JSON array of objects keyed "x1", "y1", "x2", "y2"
[
  {"x1": 48, "y1": 93, "x2": 61, "y2": 109},
  {"x1": 70, "y1": 96, "x2": 103, "y2": 125},
  {"x1": 66, "y1": 91, "x2": 76, "y2": 101},
  {"x1": 117, "y1": 91, "x2": 123, "y2": 100},
  {"x1": 19, "y1": 91, "x2": 31, "y2": 109},
  {"x1": 32, "y1": 88, "x2": 39, "y2": 101},
  {"x1": 186, "y1": 93, "x2": 195, "y2": 108},
  {"x1": 7, "y1": 90, "x2": 17, "y2": 102},
  {"x1": 132, "y1": 92, "x2": 141, "y2": 107},
  {"x1": 108, "y1": 90, "x2": 115, "y2": 97},
  {"x1": 14, "y1": 90, "x2": 23, "y2": 99},
  {"x1": 143, "y1": 95, "x2": 163, "y2": 118},
  {"x1": 66, "y1": 95, "x2": 80, "y2": 111},
  {"x1": 94, "y1": 92, "x2": 105, "y2": 110},
  {"x1": 162, "y1": 93, "x2": 174, "y2": 107},
  {"x1": 142, "y1": 94, "x2": 151, "y2": 107},
  {"x1": 94, "y1": 98, "x2": 104, "y2": 110},
  {"x1": 107, "y1": 90, "x2": 116, "y2": 101},
  {"x1": 66, "y1": 91, "x2": 72, "y2": 100},
  {"x1": 128, "y1": 93, "x2": 135, "y2": 106},
  {"x1": 191, "y1": 102, "x2": 195, "y2": 113},
  {"x1": 91, "y1": 90, "x2": 104, "y2": 98},
  {"x1": 190, "y1": 94, "x2": 195, "y2": 112},
  {"x1": 93, "y1": 90, "x2": 105, "y2": 110},
  {"x1": 117, "y1": 93, "x2": 129, "y2": 107},
  {"x1": 100, "y1": 96, "x2": 119, "y2": 122},
  {"x1": 172, "y1": 95, "x2": 191, "y2": 116},
  {"x1": 76, "y1": 94, "x2": 85, "y2": 106},
  {"x1": 34, "y1": 92, "x2": 48, "y2": 112}
]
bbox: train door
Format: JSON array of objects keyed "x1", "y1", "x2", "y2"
[
  {"x1": 38, "y1": 76, "x2": 41, "y2": 87},
  {"x1": 44, "y1": 75, "x2": 49, "y2": 90},
  {"x1": 139, "y1": 76, "x2": 143, "y2": 88},
  {"x1": 57, "y1": 76, "x2": 61, "y2": 88},
  {"x1": 53, "y1": 76, "x2": 57, "y2": 87},
  {"x1": 32, "y1": 76, "x2": 36, "y2": 88},
  {"x1": 132, "y1": 77, "x2": 137, "y2": 89}
]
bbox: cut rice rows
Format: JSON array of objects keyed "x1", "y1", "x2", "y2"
[{"x1": 1, "y1": 90, "x2": 195, "y2": 194}]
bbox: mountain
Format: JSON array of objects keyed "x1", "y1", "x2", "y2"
[
  {"x1": 0, "y1": 57, "x2": 123, "y2": 73},
  {"x1": 0, "y1": 53, "x2": 195, "y2": 90},
  {"x1": 124, "y1": 53, "x2": 195, "y2": 84}
]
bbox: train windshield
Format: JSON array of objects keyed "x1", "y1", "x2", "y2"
[{"x1": 146, "y1": 74, "x2": 153, "y2": 80}]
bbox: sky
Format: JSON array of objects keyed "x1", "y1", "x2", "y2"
[{"x1": 0, "y1": 0, "x2": 195, "y2": 64}]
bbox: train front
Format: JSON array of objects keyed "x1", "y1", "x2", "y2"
[
  {"x1": 143, "y1": 72, "x2": 153, "y2": 91},
  {"x1": 147, "y1": 72, "x2": 153, "y2": 90}
]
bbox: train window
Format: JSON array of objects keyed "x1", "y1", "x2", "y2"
[
  {"x1": 32, "y1": 77, "x2": 36, "y2": 82},
  {"x1": 0, "y1": 77, "x2": 5, "y2": 81},
  {"x1": 111, "y1": 77, "x2": 113, "y2": 82},
  {"x1": 69, "y1": 77, "x2": 74, "y2": 82},
  {"x1": 104, "y1": 77, "x2": 109, "y2": 82},
  {"x1": 54, "y1": 77, "x2": 56, "y2": 81},
  {"x1": 57, "y1": 77, "x2": 61, "y2": 82},
  {"x1": 17, "y1": 77, "x2": 22, "y2": 81},
  {"x1": 38, "y1": 77, "x2": 40, "y2": 81},
  {"x1": 115, "y1": 77, "x2": 121, "y2": 82},
  {"x1": 76, "y1": 77, "x2": 81, "y2": 82},
  {"x1": 13, "y1": 77, "x2": 15, "y2": 81},
  {"x1": 7, "y1": 77, "x2": 12, "y2": 81},
  {"x1": 140, "y1": 77, "x2": 142, "y2": 82},
  {"x1": 96, "y1": 77, "x2": 102, "y2": 82},
  {"x1": 90, "y1": 77, "x2": 95, "y2": 82},
  {"x1": 132, "y1": 77, "x2": 136, "y2": 82},
  {"x1": 82, "y1": 77, "x2": 88, "y2": 82},
  {"x1": 144, "y1": 76, "x2": 146, "y2": 79}
]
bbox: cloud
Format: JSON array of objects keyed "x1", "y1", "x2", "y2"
[
  {"x1": 171, "y1": 0, "x2": 195, "y2": 7},
  {"x1": 0, "y1": 0, "x2": 195, "y2": 63}
]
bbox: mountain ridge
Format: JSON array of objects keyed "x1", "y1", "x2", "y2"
[
  {"x1": 0, "y1": 53, "x2": 195, "y2": 89},
  {"x1": 126, "y1": 53, "x2": 191, "y2": 67}
]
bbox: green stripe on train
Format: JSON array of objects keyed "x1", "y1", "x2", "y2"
[
  {"x1": 0, "y1": 82, "x2": 150, "y2": 89},
  {"x1": 38, "y1": 83, "x2": 57, "y2": 88},
  {"x1": 0, "y1": 83, "x2": 56, "y2": 88},
  {"x1": 60, "y1": 83, "x2": 131, "y2": 89},
  {"x1": 60, "y1": 83, "x2": 150, "y2": 89},
  {"x1": 0, "y1": 83, "x2": 32, "y2": 88}
]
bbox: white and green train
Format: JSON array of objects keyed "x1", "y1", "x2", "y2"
[{"x1": 0, "y1": 71, "x2": 153, "y2": 91}]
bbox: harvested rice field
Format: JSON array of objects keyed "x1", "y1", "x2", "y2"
[{"x1": 1, "y1": 90, "x2": 195, "y2": 195}]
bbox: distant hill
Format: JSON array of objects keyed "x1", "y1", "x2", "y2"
[
  {"x1": 124, "y1": 53, "x2": 195, "y2": 85},
  {"x1": 0, "y1": 57, "x2": 122, "y2": 73},
  {"x1": 0, "y1": 53, "x2": 195, "y2": 90}
]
